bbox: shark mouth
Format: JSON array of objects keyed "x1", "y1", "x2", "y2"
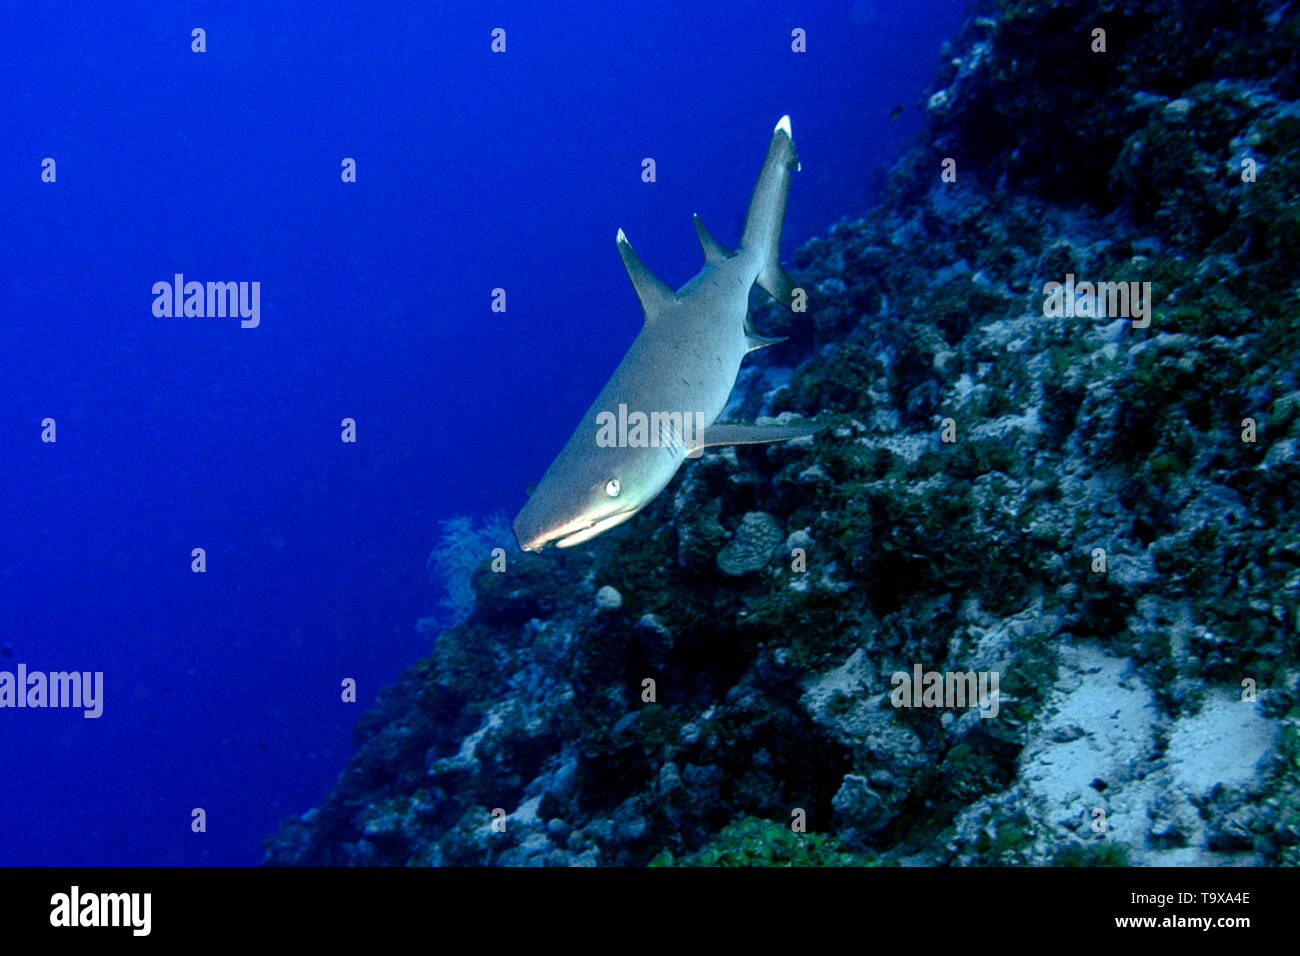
[
  {"x1": 519, "y1": 508, "x2": 639, "y2": 552},
  {"x1": 553, "y1": 509, "x2": 639, "y2": 549}
]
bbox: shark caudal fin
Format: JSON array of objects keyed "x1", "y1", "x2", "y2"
[{"x1": 741, "y1": 115, "x2": 801, "y2": 310}]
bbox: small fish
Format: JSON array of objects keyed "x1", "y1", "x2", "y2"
[{"x1": 889, "y1": 104, "x2": 904, "y2": 120}]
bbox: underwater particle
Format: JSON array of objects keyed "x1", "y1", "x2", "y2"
[
  {"x1": 595, "y1": 585, "x2": 623, "y2": 610},
  {"x1": 717, "y1": 511, "x2": 784, "y2": 576}
]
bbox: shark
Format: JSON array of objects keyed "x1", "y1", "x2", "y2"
[{"x1": 513, "y1": 116, "x2": 819, "y2": 553}]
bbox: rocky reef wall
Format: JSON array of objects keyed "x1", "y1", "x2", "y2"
[{"x1": 266, "y1": 0, "x2": 1300, "y2": 866}]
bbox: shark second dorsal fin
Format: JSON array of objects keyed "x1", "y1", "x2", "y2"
[
  {"x1": 617, "y1": 229, "x2": 677, "y2": 321},
  {"x1": 692, "y1": 214, "x2": 734, "y2": 264}
]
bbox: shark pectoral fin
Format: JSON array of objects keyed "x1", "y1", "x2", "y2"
[
  {"x1": 692, "y1": 213, "x2": 735, "y2": 263},
  {"x1": 616, "y1": 228, "x2": 677, "y2": 320},
  {"x1": 685, "y1": 422, "x2": 822, "y2": 458},
  {"x1": 745, "y1": 332, "x2": 787, "y2": 353}
]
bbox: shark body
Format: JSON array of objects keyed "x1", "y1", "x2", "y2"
[{"x1": 513, "y1": 116, "x2": 818, "y2": 552}]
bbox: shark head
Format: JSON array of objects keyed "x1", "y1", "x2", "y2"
[{"x1": 512, "y1": 425, "x2": 681, "y2": 552}]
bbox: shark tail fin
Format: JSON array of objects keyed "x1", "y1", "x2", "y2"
[{"x1": 742, "y1": 115, "x2": 802, "y2": 311}]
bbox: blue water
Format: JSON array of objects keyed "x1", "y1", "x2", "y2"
[{"x1": 0, "y1": 1, "x2": 964, "y2": 865}]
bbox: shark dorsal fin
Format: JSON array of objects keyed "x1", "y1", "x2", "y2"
[
  {"x1": 692, "y1": 214, "x2": 734, "y2": 264},
  {"x1": 616, "y1": 229, "x2": 677, "y2": 321}
]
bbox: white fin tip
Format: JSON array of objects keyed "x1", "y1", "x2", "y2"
[{"x1": 776, "y1": 115, "x2": 792, "y2": 136}]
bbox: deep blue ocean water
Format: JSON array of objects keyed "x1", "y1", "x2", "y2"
[{"x1": 0, "y1": 1, "x2": 964, "y2": 865}]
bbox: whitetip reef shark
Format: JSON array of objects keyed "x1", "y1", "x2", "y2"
[{"x1": 513, "y1": 116, "x2": 819, "y2": 552}]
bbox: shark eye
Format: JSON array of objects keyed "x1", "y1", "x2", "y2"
[{"x1": 604, "y1": 478, "x2": 621, "y2": 497}]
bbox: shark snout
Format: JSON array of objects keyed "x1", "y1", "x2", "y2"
[
  {"x1": 511, "y1": 510, "x2": 551, "y2": 553},
  {"x1": 513, "y1": 521, "x2": 551, "y2": 553},
  {"x1": 512, "y1": 501, "x2": 588, "y2": 553}
]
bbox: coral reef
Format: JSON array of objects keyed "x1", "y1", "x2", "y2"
[{"x1": 423, "y1": 513, "x2": 516, "y2": 628}]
